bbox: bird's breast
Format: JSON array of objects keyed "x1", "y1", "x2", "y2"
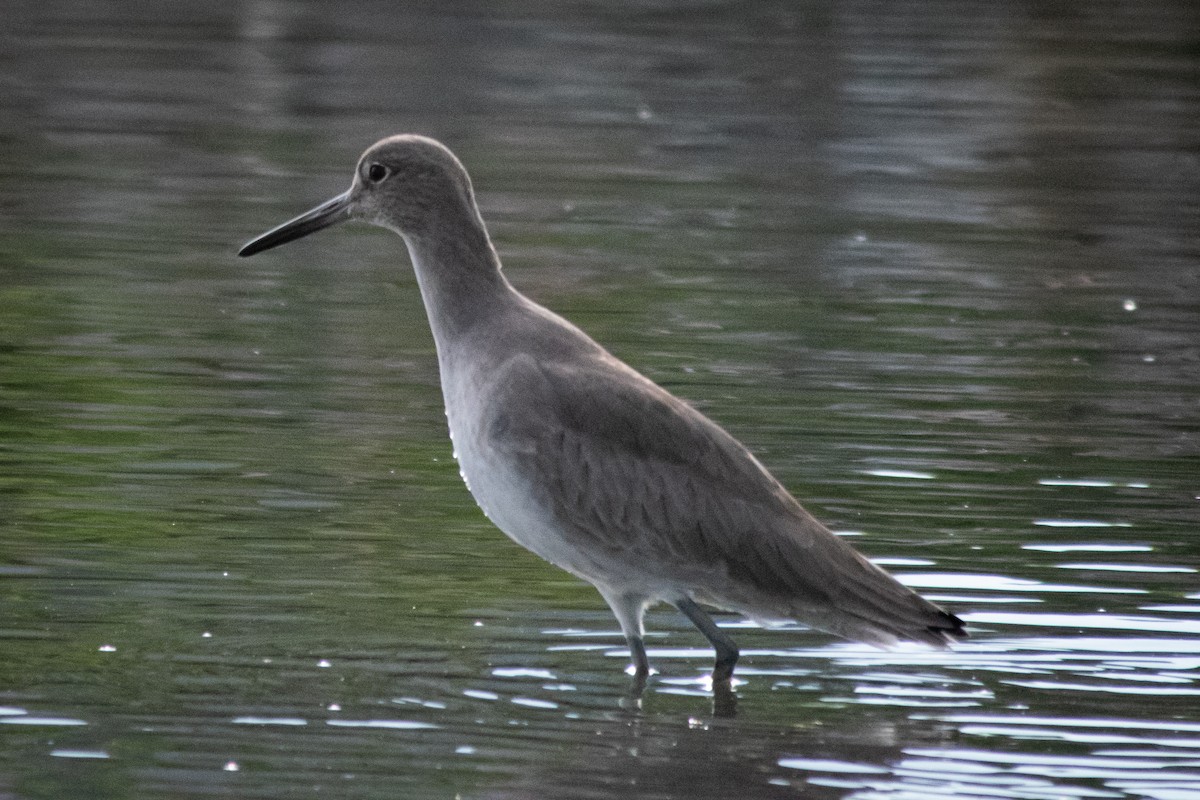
[
  {"x1": 441, "y1": 364, "x2": 554, "y2": 549},
  {"x1": 442, "y1": 363, "x2": 626, "y2": 588}
]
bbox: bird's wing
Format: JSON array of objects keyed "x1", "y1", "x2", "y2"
[{"x1": 484, "y1": 351, "x2": 963, "y2": 646}]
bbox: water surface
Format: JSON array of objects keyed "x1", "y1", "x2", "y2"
[{"x1": 2, "y1": 2, "x2": 1198, "y2": 798}]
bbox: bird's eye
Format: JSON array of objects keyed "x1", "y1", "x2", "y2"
[{"x1": 366, "y1": 163, "x2": 388, "y2": 183}]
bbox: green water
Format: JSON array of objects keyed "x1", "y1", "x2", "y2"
[{"x1": 2, "y1": 2, "x2": 1198, "y2": 798}]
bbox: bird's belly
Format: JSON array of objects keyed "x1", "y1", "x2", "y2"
[
  {"x1": 451, "y1": 427, "x2": 590, "y2": 574},
  {"x1": 440, "y1": 364, "x2": 685, "y2": 599},
  {"x1": 451, "y1": 434, "x2": 698, "y2": 609}
]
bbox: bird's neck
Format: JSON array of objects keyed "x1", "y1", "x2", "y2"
[{"x1": 402, "y1": 217, "x2": 519, "y2": 348}]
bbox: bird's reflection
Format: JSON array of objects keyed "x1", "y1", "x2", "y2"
[
  {"x1": 470, "y1": 687, "x2": 918, "y2": 800},
  {"x1": 620, "y1": 666, "x2": 737, "y2": 717}
]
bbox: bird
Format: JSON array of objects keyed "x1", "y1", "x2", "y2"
[{"x1": 238, "y1": 134, "x2": 965, "y2": 686}]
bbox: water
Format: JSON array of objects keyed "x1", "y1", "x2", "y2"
[{"x1": 2, "y1": 1, "x2": 1198, "y2": 798}]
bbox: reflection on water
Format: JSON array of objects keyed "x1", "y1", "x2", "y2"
[{"x1": 2, "y1": 0, "x2": 1198, "y2": 798}]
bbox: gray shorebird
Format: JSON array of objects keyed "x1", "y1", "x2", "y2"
[{"x1": 239, "y1": 135, "x2": 965, "y2": 685}]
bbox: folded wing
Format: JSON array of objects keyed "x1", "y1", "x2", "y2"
[{"x1": 487, "y1": 351, "x2": 965, "y2": 647}]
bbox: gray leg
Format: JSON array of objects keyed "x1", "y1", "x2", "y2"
[
  {"x1": 621, "y1": 636, "x2": 649, "y2": 712},
  {"x1": 628, "y1": 634, "x2": 649, "y2": 679},
  {"x1": 675, "y1": 598, "x2": 739, "y2": 683},
  {"x1": 624, "y1": 634, "x2": 650, "y2": 707},
  {"x1": 597, "y1": 588, "x2": 651, "y2": 679}
]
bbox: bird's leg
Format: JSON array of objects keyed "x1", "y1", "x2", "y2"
[
  {"x1": 628, "y1": 634, "x2": 650, "y2": 682},
  {"x1": 675, "y1": 598, "x2": 739, "y2": 684},
  {"x1": 623, "y1": 634, "x2": 649, "y2": 707},
  {"x1": 712, "y1": 681, "x2": 738, "y2": 718},
  {"x1": 597, "y1": 588, "x2": 651, "y2": 683}
]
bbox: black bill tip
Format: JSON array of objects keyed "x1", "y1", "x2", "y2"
[{"x1": 238, "y1": 190, "x2": 353, "y2": 257}]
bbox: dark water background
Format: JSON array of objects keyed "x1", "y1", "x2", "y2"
[{"x1": 2, "y1": 1, "x2": 1198, "y2": 798}]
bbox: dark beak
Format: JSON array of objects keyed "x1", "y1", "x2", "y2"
[{"x1": 238, "y1": 190, "x2": 353, "y2": 257}]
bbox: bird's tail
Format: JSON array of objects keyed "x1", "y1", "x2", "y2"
[{"x1": 807, "y1": 549, "x2": 967, "y2": 648}]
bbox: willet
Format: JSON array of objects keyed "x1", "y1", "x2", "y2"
[{"x1": 239, "y1": 135, "x2": 965, "y2": 686}]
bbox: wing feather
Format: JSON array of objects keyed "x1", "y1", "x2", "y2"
[{"x1": 486, "y1": 351, "x2": 964, "y2": 646}]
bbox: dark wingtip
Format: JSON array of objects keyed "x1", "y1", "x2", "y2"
[{"x1": 930, "y1": 611, "x2": 968, "y2": 645}]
